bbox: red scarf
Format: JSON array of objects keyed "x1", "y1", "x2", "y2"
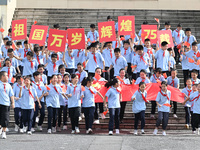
[
  {"x1": 24, "y1": 49, "x2": 28, "y2": 57},
  {"x1": 92, "y1": 53, "x2": 97, "y2": 64},
  {"x1": 115, "y1": 57, "x2": 118, "y2": 64},
  {"x1": 57, "y1": 54, "x2": 59, "y2": 60},
  {"x1": 163, "y1": 50, "x2": 165, "y2": 57},
  {"x1": 53, "y1": 86, "x2": 59, "y2": 94},
  {"x1": 53, "y1": 62, "x2": 56, "y2": 72},
  {"x1": 109, "y1": 49, "x2": 112, "y2": 58},
  {"x1": 77, "y1": 50, "x2": 82, "y2": 57},
  {"x1": 92, "y1": 32, "x2": 95, "y2": 40},
  {"x1": 124, "y1": 48, "x2": 128, "y2": 56},
  {"x1": 24, "y1": 86, "x2": 34, "y2": 99},
  {"x1": 37, "y1": 56, "x2": 40, "y2": 64},
  {"x1": 186, "y1": 87, "x2": 192, "y2": 96},
  {"x1": 192, "y1": 80, "x2": 196, "y2": 85},
  {"x1": 29, "y1": 61, "x2": 34, "y2": 69},
  {"x1": 76, "y1": 73, "x2": 81, "y2": 79},
  {"x1": 187, "y1": 36, "x2": 190, "y2": 42},
  {"x1": 115, "y1": 41, "x2": 118, "y2": 48},
  {"x1": 8, "y1": 67, "x2": 10, "y2": 78},
  {"x1": 160, "y1": 90, "x2": 169, "y2": 100},
  {"x1": 138, "y1": 89, "x2": 148, "y2": 102},
  {"x1": 191, "y1": 93, "x2": 200, "y2": 102},
  {"x1": 170, "y1": 77, "x2": 175, "y2": 87},
  {"x1": 89, "y1": 87, "x2": 95, "y2": 94},
  {"x1": 140, "y1": 53, "x2": 147, "y2": 64},
  {"x1": 36, "y1": 84, "x2": 42, "y2": 91},
  {"x1": 73, "y1": 85, "x2": 77, "y2": 95},
  {"x1": 175, "y1": 29, "x2": 180, "y2": 37},
  {"x1": 3, "y1": 83, "x2": 6, "y2": 93}
]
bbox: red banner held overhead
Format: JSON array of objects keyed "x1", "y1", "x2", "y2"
[
  {"x1": 68, "y1": 28, "x2": 85, "y2": 49},
  {"x1": 98, "y1": 21, "x2": 116, "y2": 42},
  {"x1": 157, "y1": 30, "x2": 174, "y2": 48},
  {"x1": 47, "y1": 29, "x2": 67, "y2": 52},
  {"x1": 29, "y1": 25, "x2": 48, "y2": 45},
  {"x1": 118, "y1": 16, "x2": 135, "y2": 36},
  {"x1": 141, "y1": 25, "x2": 157, "y2": 44},
  {"x1": 12, "y1": 19, "x2": 27, "y2": 40}
]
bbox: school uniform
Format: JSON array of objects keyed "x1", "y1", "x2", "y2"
[
  {"x1": 82, "y1": 86, "x2": 97, "y2": 130},
  {"x1": 34, "y1": 54, "x2": 44, "y2": 65},
  {"x1": 120, "y1": 47, "x2": 132, "y2": 76},
  {"x1": 64, "y1": 51, "x2": 75, "y2": 74},
  {"x1": 144, "y1": 47, "x2": 155, "y2": 76},
  {"x1": 169, "y1": 56, "x2": 176, "y2": 74},
  {"x1": 131, "y1": 51, "x2": 137, "y2": 80},
  {"x1": 31, "y1": 82, "x2": 46, "y2": 128},
  {"x1": 112, "y1": 40, "x2": 123, "y2": 49},
  {"x1": 183, "y1": 35, "x2": 197, "y2": 46},
  {"x1": 13, "y1": 83, "x2": 23, "y2": 129},
  {"x1": 1, "y1": 66, "x2": 16, "y2": 84},
  {"x1": 132, "y1": 90, "x2": 147, "y2": 130},
  {"x1": 180, "y1": 54, "x2": 189, "y2": 86},
  {"x1": 87, "y1": 30, "x2": 99, "y2": 46},
  {"x1": 135, "y1": 77, "x2": 151, "y2": 85},
  {"x1": 73, "y1": 49, "x2": 85, "y2": 69},
  {"x1": 66, "y1": 84, "x2": 83, "y2": 130},
  {"x1": 22, "y1": 58, "x2": 38, "y2": 76},
  {"x1": 41, "y1": 74, "x2": 48, "y2": 85},
  {"x1": 124, "y1": 33, "x2": 139, "y2": 43},
  {"x1": 185, "y1": 50, "x2": 200, "y2": 74},
  {"x1": 191, "y1": 78, "x2": 200, "y2": 86},
  {"x1": 111, "y1": 56, "x2": 128, "y2": 77},
  {"x1": 105, "y1": 86, "x2": 121, "y2": 131},
  {"x1": 0, "y1": 82, "x2": 14, "y2": 128},
  {"x1": 155, "y1": 90, "x2": 171, "y2": 130},
  {"x1": 75, "y1": 70, "x2": 88, "y2": 84},
  {"x1": 20, "y1": 86, "x2": 37, "y2": 132}
]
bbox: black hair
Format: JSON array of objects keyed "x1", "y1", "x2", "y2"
[
  {"x1": 114, "y1": 48, "x2": 121, "y2": 53},
  {"x1": 167, "y1": 48, "x2": 172, "y2": 51},
  {"x1": 136, "y1": 45, "x2": 144, "y2": 51},
  {"x1": 139, "y1": 81, "x2": 145, "y2": 87},
  {"x1": 105, "y1": 78, "x2": 119, "y2": 88},
  {"x1": 38, "y1": 64, "x2": 45, "y2": 69},
  {"x1": 65, "y1": 26, "x2": 69, "y2": 30},
  {"x1": 5, "y1": 58, "x2": 11, "y2": 62},
  {"x1": 63, "y1": 72, "x2": 70, "y2": 78},
  {"x1": 50, "y1": 74, "x2": 57, "y2": 80},
  {"x1": 81, "y1": 76, "x2": 94, "y2": 86},
  {"x1": 155, "y1": 68, "x2": 162, "y2": 73},
  {"x1": 186, "y1": 78, "x2": 192, "y2": 82},
  {"x1": 177, "y1": 24, "x2": 182, "y2": 27},
  {"x1": 193, "y1": 84, "x2": 198, "y2": 87},
  {"x1": 24, "y1": 75, "x2": 32, "y2": 83},
  {"x1": 16, "y1": 41, "x2": 22, "y2": 45},
  {"x1": 58, "y1": 64, "x2": 65, "y2": 72},
  {"x1": 3, "y1": 37, "x2": 9, "y2": 41},
  {"x1": 161, "y1": 81, "x2": 168, "y2": 86},
  {"x1": 192, "y1": 42, "x2": 198, "y2": 46},
  {"x1": 107, "y1": 16, "x2": 112, "y2": 20},
  {"x1": 53, "y1": 24, "x2": 60, "y2": 29},
  {"x1": 133, "y1": 45, "x2": 137, "y2": 50},
  {"x1": 24, "y1": 40, "x2": 28, "y2": 45},
  {"x1": 165, "y1": 21, "x2": 171, "y2": 26},
  {"x1": 27, "y1": 51, "x2": 34, "y2": 57},
  {"x1": 34, "y1": 46, "x2": 40, "y2": 53},
  {"x1": 77, "y1": 62, "x2": 83, "y2": 67},
  {"x1": 6, "y1": 41, "x2": 12, "y2": 46},
  {"x1": 8, "y1": 28, "x2": 12, "y2": 33},
  {"x1": 123, "y1": 40, "x2": 130, "y2": 45},
  {"x1": 161, "y1": 41, "x2": 168, "y2": 46},
  {"x1": 144, "y1": 38, "x2": 150, "y2": 42},
  {"x1": 119, "y1": 68, "x2": 125, "y2": 73},
  {"x1": 90, "y1": 24, "x2": 95, "y2": 28},
  {"x1": 171, "y1": 68, "x2": 176, "y2": 72},
  {"x1": 33, "y1": 71, "x2": 41, "y2": 78},
  {"x1": 185, "y1": 28, "x2": 191, "y2": 32},
  {"x1": 51, "y1": 53, "x2": 58, "y2": 58},
  {"x1": 0, "y1": 71, "x2": 7, "y2": 79},
  {"x1": 8, "y1": 48, "x2": 14, "y2": 53},
  {"x1": 95, "y1": 67, "x2": 102, "y2": 72},
  {"x1": 143, "y1": 21, "x2": 148, "y2": 24},
  {"x1": 191, "y1": 69, "x2": 198, "y2": 74},
  {"x1": 140, "y1": 69, "x2": 147, "y2": 74},
  {"x1": 71, "y1": 74, "x2": 78, "y2": 79},
  {"x1": 16, "y1": 74, "x2": 22, "y2": 81}
]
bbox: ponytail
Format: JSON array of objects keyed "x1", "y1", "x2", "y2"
[
  {"x1": 105, "y1": 78, "x2": 119, "y2": 88},
  {"x1": 81, "y1": 76, "x2": 93, "y2": 86}
]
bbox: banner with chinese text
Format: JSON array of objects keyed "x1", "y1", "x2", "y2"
[
  {"x1": 68, "y1": 28, "x2": 85, "y2": 49},
  {"x1": 12, "y1": 19, "x2": 27, "y2": 40},
  {"x1": 141, "y1": 25, "x2": 157, "y2": 44},
  {"x1": 157, "y1": 30, "x2": 174, "y2": 48},
  {"x1": 118, "y1": 16, "x2": 135, "y2": 36}
]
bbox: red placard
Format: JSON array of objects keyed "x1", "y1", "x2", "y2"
[
  {"x1": 118, "y1": 16, "x2": 135, "y2": 36},
  {"x1": 141, "y1": 25, "x2": 157, "y2": 44},
  {"x1": 29, "y1": 25, "x2": 48, "y2": 45},
  {"x1": 157, "y1": 30, "x2": 174, "y2": 48},
  {"x1": 47, "y1": 29, "x2": 67, "y2": 52},
  {"x1": 68, "y1": 28, "x2": 85, "y2": 49},
  {"x1": 12, "y1": 19, "x2": 27, "y2": 40},
  {"x1": 98, "y1": 21, "x2": 116, "y2": 42}
]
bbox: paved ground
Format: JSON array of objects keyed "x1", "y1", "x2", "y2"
[{"x1": 0, "y1": 129, "x2": 200, "y2": 150}]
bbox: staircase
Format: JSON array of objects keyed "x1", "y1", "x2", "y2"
[{"x1": 9, "y1": 8, "x2": 192, "y2": 130}]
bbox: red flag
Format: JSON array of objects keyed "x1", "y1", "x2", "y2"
[
  {"x1": 163, "y1": 73, "x2": 167, "y2": 79},
  {"x1": 81, "y1": 86, "x2": 85, "y2": 91},
  {"x1": 103, "y1": 109, "x2": 108, "y2": 116},
  {"x1": 47, "y1": 29, "x2": 67, "y2": 52},
  {"x1": 68, "y1": 28, "x2": 85, "y2": 49},
  {"x1": 196, "y1": 52, "x2": 200, "y2": 57},
  {"x1": 163, "y1": 103, "x2": 171, "y2": 107},
  {"x1": 45, "y1": 85, "x2": 51, "y2": 91},
  {"x1": 34, "y1": 21, "x2": 37, "y2": 25},
  {"x1": 184, "y1": 42, "x2": 190, "y2": 47},
  {"x1": 0, "y1": 28, "x2": 5, "y2": 33},
  {"x1": 141, "y1": 25, "x2": 157, "y2": 44},
  {"x1": 94, "y1": 73, "x2": 101, "y2": 81},
  {"x1": 157, "y1": 30, "x2": 174, "y2": 48},
  {"x1": 154, "y1": 18, "x2": 160, "y2": 23},
  {"x1": 197, "y1": 60, "x2": 200, "y2": 65},
  {"x1": 188, "y1": 58, "x2": 195, "y2": 63},
  {"x1": 98, "y1": 21, "x2": 116, "y2": 42},
  {"x1": 118, "y1": 16, "x2": 135, "y2": 36},
  {"x1": 29, "y1": 25, "x2": 48, "y2": 45},
  {"x1": 12, "y1": 19, "x2": 27, "y2": 40}
]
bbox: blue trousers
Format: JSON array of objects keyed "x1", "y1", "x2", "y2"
[
  {"x1": 109, "y1": 108, "x2": 120, "y2": 131},
  {"x1": 14, "y1": 107, "x2": 23, "y2": 128},
  {"x1": 47, "y1": 107, "x2": 58, "y2": 129},
  {"x1": 134, "y1": 110, "x2": 145, "y2": 130},
  {"x1": 22, "y1": 109, "x2": 34, "y2": 131},
  {"x1": 83, "y1": 107, "x2": 95, "y2": 130},
  {"x1": 32, "y1": 101, "x2": 45, "y2": 128}
]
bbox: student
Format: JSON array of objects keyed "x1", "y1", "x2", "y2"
[
  {"x1": 4, "y1": 28, "x2": 12, "y2": 41},
  {"x1": 75, "y1": 63, "x2": 88, "y2": 84},
  {"x1": 135, "y1": 69, "x2": 151, "y2": 84},
  {"x1": 150, "y1": 68, "x2": 166, "y2": 118},
  {"x1": 182, "y1": 78, "x2": 193, "y2": 129},
  {"x1": 107, "y1": 48, "x2": 128, "y2": 77},
  {"x1": 132, "y1": 45, "x2": 150, "y2": 78},
  {"x1": 167, "y1": 69, "x2": 179, "y2": 118},
  {"x1": 34, "y1": 46, "x2": 44, "y2": 65},
  {"x1": 82, "y1": 77, "x2": 104, "y2": 134},
  {"x1": 131, "y1": 45, "x2": 138, "y2": 80},
  {"x1": 7, "y1": 48, "x2": 20, "y2": 73},
  {"x1": 104, "y1": 78, "x2": 121, "y2": 135},
  {"x1": 66, "y1": 74, "x2": 84, "y2": 134},
  {"x1": 3, "y1": 41, "x2": 13, "y2": 58},
  {"x1": 180, "y1": 45, "x2": 190, "y2": 87},
  {"x1": 153, "y1": 81, "x2": 171, "y2": 136},
  {"x1": 87, "y1": 24, "x2": 99, "y2": 46},
  {"x1": 172, "y1": 24, "x2": 185, "y2": 63},
  {"x1": 0, "y1": 71, "x2": 14, "y2": 139},
  {"x1": 15, "y1": 42, "x2": 23, "y2": 73},
  {"x1": 63, "y1": 48, "x2": 75, "y2": 74},
  {"x1": 191, "y1": 69, "x2": 200, "y2": 85},
  {"x1": 13, "y1": 75, "x2": 23, "y2": 133},
  {"x1": 118, "y1": 68, "x2": 130, "y2": 123},
  {"x1": 85, "y1": 42, "x2": 105, "y2": 77},
  {"x1": 132, "y1": 82, "x2": 148, "y2": 135},
  {"x1": 167, "y1": 48, "x2": 176, "y2": 73},
  {"x1": 58, "y1": 64, "x2": 66, "y2": 82},
  {"x1": 1, "y1": 37, "x2": 9, "y2": 57},
  {"x1": 162, "y1": 21, "x2": 172, "y2": 34},
  {"x1": 183, "y1": 28, "x2": 197, "y2": 46},
  {"x1": 37, "y1": 64, "x2": 48, "y2": 85},
  {"x1": 73, "y1": 49, "x2": 85, "y2": 69},
  {"x1": 31, "y1": 71, "x2": 47, "y2": 132},
  {"x1": 1, "y1": 58, "x2": 16, "y2": 84},
  {"x1": 46, "y1": 75, "x2": 67, "y2": 134},
  {"x1": 19, "y1": 76, "x2": 41, "y2": 135}
]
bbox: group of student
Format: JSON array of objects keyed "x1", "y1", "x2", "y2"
[{"x1": 1, "y1": 15, "x2": 200, "y2": 139}]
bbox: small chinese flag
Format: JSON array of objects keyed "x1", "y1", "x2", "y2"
[
  {"x1": 131, "y1": 65, "x2": 137, "y2": 68},
  {"x1": 131, "y1": 33, "x2": 135, "y2": 39},
  {"x1": 177, "y1": 44, "x2": 182, "y2": 49},
  {"x1": 82, "y1": 61, "x2": 86, "y2": 68},
  {"x1": 188, "y1": 58, "x2": 195, "y2": 63},
  {"x1": 154, "y1": 18, "x2": 160, "y2": 23},
  {"x1": 196, "y1": 60, "x2": 200, "y2": 65},
  {"x1": 94, "y1": 73, "x2": 101, "y2": 81},
  {"x1": 103, "y1": 109, "x2": 108, "y2": 116},
  {"x1": 102, "y1": 70, "x2": 107, "y2": 73},
  {"x1": 34, "y1": 21, "x2": 37, "y2": 25},
  {"x1": 62, "y1": 86, "x2": 66, "y2": 93},
  {"x1": 132, "y1": 79, "x2": 136, "y2": 85},
  {"x1": 45, "y1": 85, "x2": 51, "y2": 91},
  {"x1": 163, "y1": 73, "x2": 167, "y2": 79},
  {"x1": 0, "y1": 28, "x2": 5, "y2": 33},
  {"x1": 141, "y1": 33, "x2": 148, "y2": 38},
  {"x1": 120, "y1": 37, "x2": 125, "y2": 41},
  {"x1": 11, "y1": 77, "x2": 15, "y2": 83},
  {"x1": 81, "y1": 85, "x2": 85, "y2": 91},
  {"x1": 156, "y1": 79, "x2": 162, "y2": 83},
  {"x1": 184, "y1": 42, "x2": 190, "y2": 47},
  {"x1": 163, "y1": 103, "x2": 171, "y2": 107},
  {"x1": 196, "y1": 52, "x2": 200, "y2": 57}
]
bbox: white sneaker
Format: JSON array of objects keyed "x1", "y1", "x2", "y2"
[
  {"x1": 93, "y1": 120, "x2": 100, "y2": 124},
  {"x1": 0, "y1": 127, "x2": 2, "y2": 135},
  {"x1": 63, "y1": 125, "x2": 67, "y2": 130},
  {"x1": 23, "y1": 126, "x2": 27, "y2": 133},
  {"x1": 31, "y1": 128, "x2": 35, "y2": 132},
  {"x1": 100, "y1": 113, "x2": 106, "y2": 119},
  {"x1": 198, "y1": 128, "x2": 200, "y2": 135},
  {"x1": 27, "y1": 131, "x2": 32, "y2": 135},
  {"x1": 14, "y1": 124, "x2": 19, "y2": 132},
  {"x1": 57, "y1": 127, "x2": 61, "y2": 132},
  {"x1": 6, "y1": 128, "x2": 9, "y2": 132},
  {"x1": 141, "y1": 129, "x2": 145, "y2": 134},
  {"x1": 185, "y1": 124, "x2": 189, "y2": 129},
  {"x1": 173, "y1": 114, "x2": 178, "y2": 118},
  {"x1": 79, "y1": 116, "x2": 82, "y2": 121},
  {"x1": 52, "y1": 127, "x2": 56, "y2": 133},
  {"x1": 162, "y1": 131, "x2": 166, "y2": 136},
  {"x1": 1, "y1": 132, "x2": 6, "y2": 139},
  {"x1": 192, "y1": 131, "x2": 196, "y2": 134},
  {"x1": 35, "y1": 117, "x2": 39, "y2": 123},
  {"x1": 19, "y1": 129, "x2": 24, "y2": 133},
  {"x1": 109, "y1": 131, "x2": 113, "y2": 135},
  {"x1": 81, "y1": 113, "x2": 85, "y2": 119},
  {"x1": 71, "y1": 130, "x2": 75, "y2": 134},
  {"x1": 75, "y1": 127, "x2": 80, "y2": 133},
  {"x1": 37, "y1": 126, "x2": 43, "y2": 131},
  {"x1": 47, "y1": 129, "x2": 52, "y2": 134},
  {"x1": 116, "y1": 129, "x2": 120, "y2": 134},
  {"x1": 153, "y1": 129, "x2": 158, "y2": 135},
  {"x1": 88, "y1": 128, "x2": 93, "y2": 134},
  {"x1": 134, "y1": 130, "x2": 138, "y2": 135}
]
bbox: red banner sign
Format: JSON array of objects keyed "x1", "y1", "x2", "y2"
[
  {"x1": 98, "y1": 21, "x2": 116, "y2": 42},
  {"x1": 12, "y1": 19, "x2": 27, "y2": 40},
  {"x1": 68, "y1": 28, "x2": 85, "y2": 49},
  {"x1": 47, "y1": 29, "x2": 67, "y2": 52},
  {"x1": 141, "y1": 25, "x2": 157, "y2": 44},
  {"x1": 118, "y1": 16, "x2": 135, "y2": 36},
  {"x1": 157, "y1": 30, "x2": 174, "y2": 48},
  {"x1": 29, "y1": 25, "x2": 48, "y2": 45}
]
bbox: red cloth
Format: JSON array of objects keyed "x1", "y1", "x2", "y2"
[
  {"x1": 110, "y1": 49, "x2": 112, "y2": 58},
  {"x1": 73, "y1": 86, "x2": 77, "y2": 94},
  {"x1": 53, "y1": 86, "x2": 59, "y2": 94},
  {"x1": 3, "y1": 84, "x2": 6, "y2": 93},
  {"x1": 37, "y1": 56, "x2": 40, "y2": 64},
  {"x1": 140, "y1": 53, "x2": 147, "y2": 64},
  {"x1": 53, "y1": 63, "x2": 56, "y2": 72},
  {"x1": 29, "y1": 61, "x2": 34, "y2": 69},
  {"x1": 24, "y1": 49, "x2": 28, "y2": 57},
  {"x1": 175, "y1": 29, "x2": 180, "y2": 37},
  {"x1": 92, "y1": 53, "x2": 97, "y2": 64},
  {"x1": 8, "y1": 68, "x2": 10, "y2": 78}
]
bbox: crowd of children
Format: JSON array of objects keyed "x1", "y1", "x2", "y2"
[{"x1": 1, "y1": 16, "x2": 200, "y2": 139}]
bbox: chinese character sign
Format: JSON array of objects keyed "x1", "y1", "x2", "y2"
[
  {"x1": 98, "y1": 21, "x2": 116, "y2": 42},
  {"x1": 29, "y1": 25, "x2": 48, "y2": 45},
  {"x1": 47, "y1": 29, "x2": 67, "y2": 52},
  {"x1": 68, "y1": 28, "x2": 85, "y2": 49},
  {"x1": 157, "y1": 30, "x2": 174, "y2": 48},
  {"x1": 141, "y1": 25, "x2": 157, "y2": 44},
  {"x1": 118, "y1": 16, "x2": 135, "y2": 36},
  {"x1": 12, "y1": 19, "x2": 27, "y2": 40}
]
